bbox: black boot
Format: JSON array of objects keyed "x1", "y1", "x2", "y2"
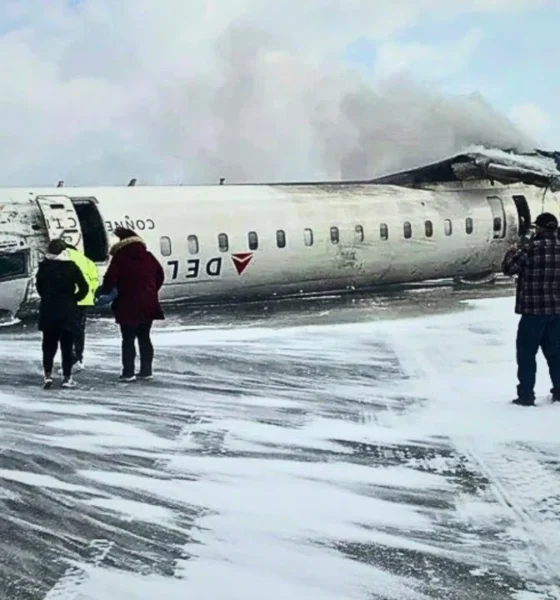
[
  {"x1": 514, "y1": 384, "x2": 536, "y2": 406},
  {"x1": 550, "y1": 388, "x2": 560, "y2": 402},
  {"x1": 512, "y1": 397, "x2": 536, "y2": 406},
  {"x1": 137, "y1": 363, "x2": 153, "y2": 379}
]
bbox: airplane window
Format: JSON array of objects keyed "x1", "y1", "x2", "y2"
[
  {"x1": 444, "y1": 219, "x2": 452, "y2": 236},
  {"x1": 330, "y1": 226, "x2": 339, "y2": 244},
  {"x1": 218, "y1": 233, "x2": 229, "y2": 252},
  {"x1": 380, "y1": 223, "x2": 388, "y2": 240},
  {"x1": 160, "y1": 236, "x2": 172, "y2": 257},
  {"x1": 403, "y1": 221, "x2": 412, "y2": 239},
  {"x1": 276, "y1": 229, "x2": 286, "y2": 248},
  {"x1": 304, "y1": 228, "x2": 313, "y2": 246},
  {"x1": 465, "y1": 217, "x2": 473, "y2": 234},
  {"x1": 248, "y1": 231, "x2": 258, "y2": 250},
  {"x1": 355, "y1": 225, "x2": 364, "y2": 242},
  {"x1": 188, "y1": 235, "x2": 199, "y2": 254},
  {"x1": 493, "y1": 217, "x2": 501, "y2": 232},
  {"x1": 425, "y1": 220, "x2": 433, "y2": 237}
]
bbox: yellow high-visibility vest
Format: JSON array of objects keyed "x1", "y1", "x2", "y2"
[{"x1": 66, "y1": 248, "x2": 99, "y2": 306}]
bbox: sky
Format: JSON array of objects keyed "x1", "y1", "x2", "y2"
[{"x1": 0, "y1": 0, "x2": 557, "y2": 185}]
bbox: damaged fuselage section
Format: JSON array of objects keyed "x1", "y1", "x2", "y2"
[
  {"x1": 366, "y1": 146, "x2": 560, "y2": 285},
  {"x1": 369, "y1": 146, "x2": 560, "y2": 192}
]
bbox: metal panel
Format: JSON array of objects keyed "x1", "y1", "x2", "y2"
[{"x1": 35, "y1": 195, "x2": 83, "y2": 251}]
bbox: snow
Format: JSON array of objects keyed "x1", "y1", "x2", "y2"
[
  {"x1": 1, "y1": 292, "x2": 560, "y2": 599},
  {"x1": 84, "y1": 497, "x2": 177, "y2": 524},
  {"x1": 383, "y1": 296, "x2": 560, "y2": 444},
  {"x1": 465, "y1": 145, "x2": 560, "y2": 177}
]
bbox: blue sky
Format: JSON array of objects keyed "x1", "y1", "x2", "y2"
[{"x1": 342, "y1": 3, "x2": 560, "y2": 150}]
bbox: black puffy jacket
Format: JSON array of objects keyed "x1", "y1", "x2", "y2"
[{"x1": 36, "y1": 252, "x2": 89, "y2": 331}]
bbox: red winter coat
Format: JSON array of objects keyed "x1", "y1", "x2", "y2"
[{"x1": 101, "y1": 236, "x2": 165, "y2": 326}]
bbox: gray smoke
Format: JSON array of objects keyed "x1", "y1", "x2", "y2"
[
  {"x1": 142, "y1": 23, "x2": 535, "y2": 184},
  {"x1": 314, "y1": 77, "x2": 536, "y2": 180},
  {"x1": 14, "y1": 17, "x2": 534, "y2": 187}
]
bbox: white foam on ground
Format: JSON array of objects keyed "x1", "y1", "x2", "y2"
[
  {"x1": 84, "y1": 497, "x2": 177, "y2": 524},
  {"x1": 0, "y1": 469, "x2": 96, "y2": 494},
  {"x1": 1, "y1": 293, "x2": 560, "y2": 598},
  {"x1": 44, "y1": 418, "x2": 178, "y2": 450}
]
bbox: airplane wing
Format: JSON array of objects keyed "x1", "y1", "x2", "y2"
[{"x1": 369, "y1": 147, "x2": 560, "y2": 191}]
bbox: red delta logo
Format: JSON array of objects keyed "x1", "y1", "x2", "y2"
[{"x1": 231, "y1": 252, "x2": 253, "y2": 275}]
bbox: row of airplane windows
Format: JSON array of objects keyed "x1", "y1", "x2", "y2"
[{"x1": 159, "y1": 217, "x2": 477, "y2": 256}]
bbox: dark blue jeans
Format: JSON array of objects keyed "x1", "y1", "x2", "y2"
[{"x1": 516, "y1": 314, "x2": 560, "y2": 399}]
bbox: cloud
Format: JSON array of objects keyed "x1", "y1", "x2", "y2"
[
  {"x1": 0, "y1": 0, "x2": 548, "y2": 184},
  {"x1": 508, "y1": 103, "x2": 551, "y2": 144},
  {"x1": 373, "y1": 27, "x2": 483, "y2": 81}
]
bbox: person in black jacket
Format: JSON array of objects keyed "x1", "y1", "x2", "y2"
[{"x1": 36, "y1": 239, "x2": 89, "y2": 389}]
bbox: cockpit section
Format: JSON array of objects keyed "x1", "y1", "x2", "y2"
[
  {"x1": 0, "y1": 250, "x2": 28, "y2": 280},
  {"x1": 0, "y1": 235, "x2": 30, "y2": 320}
]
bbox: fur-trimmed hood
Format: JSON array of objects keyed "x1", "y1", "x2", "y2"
[
  {"x1": 109, "y1": 236, "x2": 146, "y2": 257},
  {"x1": 44, "y1": 249, "x2": 71, "y2": 261}
]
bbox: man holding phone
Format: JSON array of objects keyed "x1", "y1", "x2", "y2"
[{"x1": 502, "y1": 212, "x2": 560, "y2": 406}]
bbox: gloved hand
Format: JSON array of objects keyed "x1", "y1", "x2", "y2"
[{"x1": 94, "y1": 287, "x2": 118, "y2": 306}]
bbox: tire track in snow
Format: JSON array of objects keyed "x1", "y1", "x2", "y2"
[
  {"x1": 387, "y1": 321, "x2": 560, "y2": 594},
  {"x1": 459, "y1": 438, "x2": 560, "y2": 587}
]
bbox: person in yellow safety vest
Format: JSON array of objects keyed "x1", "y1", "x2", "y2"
[{"x1": 62, "y1": 241, "x2": 100, "y2": 371}]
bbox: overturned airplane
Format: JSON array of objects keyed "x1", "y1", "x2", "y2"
[{"x1": 0, "y1": 146, "x2": 559, "y2": 321}]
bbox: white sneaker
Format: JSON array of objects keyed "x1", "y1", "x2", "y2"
[
  {"x1": 58, "y1": 361, "x2": 83, "y2": 375},
  {"x1": 61, "y1": 377, "x2": 77, "y2": 388},
  {"x1": 136, "y1": 374, "x2": 153, "y2": 380}
]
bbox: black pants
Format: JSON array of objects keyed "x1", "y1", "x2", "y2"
[
  {"x1": 516, "y1": 314, "x2": 560, "y2": 399},
  {"x1": 42, "y1": 327, "x2": 74, "y2": 378},
  {"x1": 120, "y1": 322, "x2": 154, "y2": 378},
  {"x1": 73, "y1": 307, "x2": 87, "y2": 364}
]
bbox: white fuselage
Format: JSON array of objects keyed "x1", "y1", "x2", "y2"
[{"x1": 0, "y1": 179, "x2": 555, "y2": 320}]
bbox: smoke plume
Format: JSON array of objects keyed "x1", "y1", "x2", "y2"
[
  {"x1": 141, "y1": 24, "x2": 535, "y2": 184},
  {"x1": 0, "y1": 4, "x2": 541, "y2": 185}
]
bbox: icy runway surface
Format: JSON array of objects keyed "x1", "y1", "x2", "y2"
[{"x1": 1, "y1": 291, "x2": 560, "y2": 599}]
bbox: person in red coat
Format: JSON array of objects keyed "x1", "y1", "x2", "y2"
[{"x1": 100, "y1": 227, "x2": 165, "y2": 381}]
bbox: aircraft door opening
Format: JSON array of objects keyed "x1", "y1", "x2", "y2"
[
  {"x1": 35, "y1": 195, "x2": 84, "y2": 251},
  {"x1": 70, "y1": 197, "x2": 108, "y2": 263},
  {"x1": 512, "y1": 194, "x2": 531, "y2": 237},
  {"x1": 486, "y1": 196, "x2": 506, "y2": 239}
]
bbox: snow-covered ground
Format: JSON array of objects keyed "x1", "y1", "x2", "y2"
[{"x1": 0, "y1": 290, "x2": 559, "y2": 600}]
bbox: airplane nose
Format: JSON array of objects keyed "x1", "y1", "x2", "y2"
[{"x1": 0, "y1": 237, "x2": 31, "y2": 322}]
